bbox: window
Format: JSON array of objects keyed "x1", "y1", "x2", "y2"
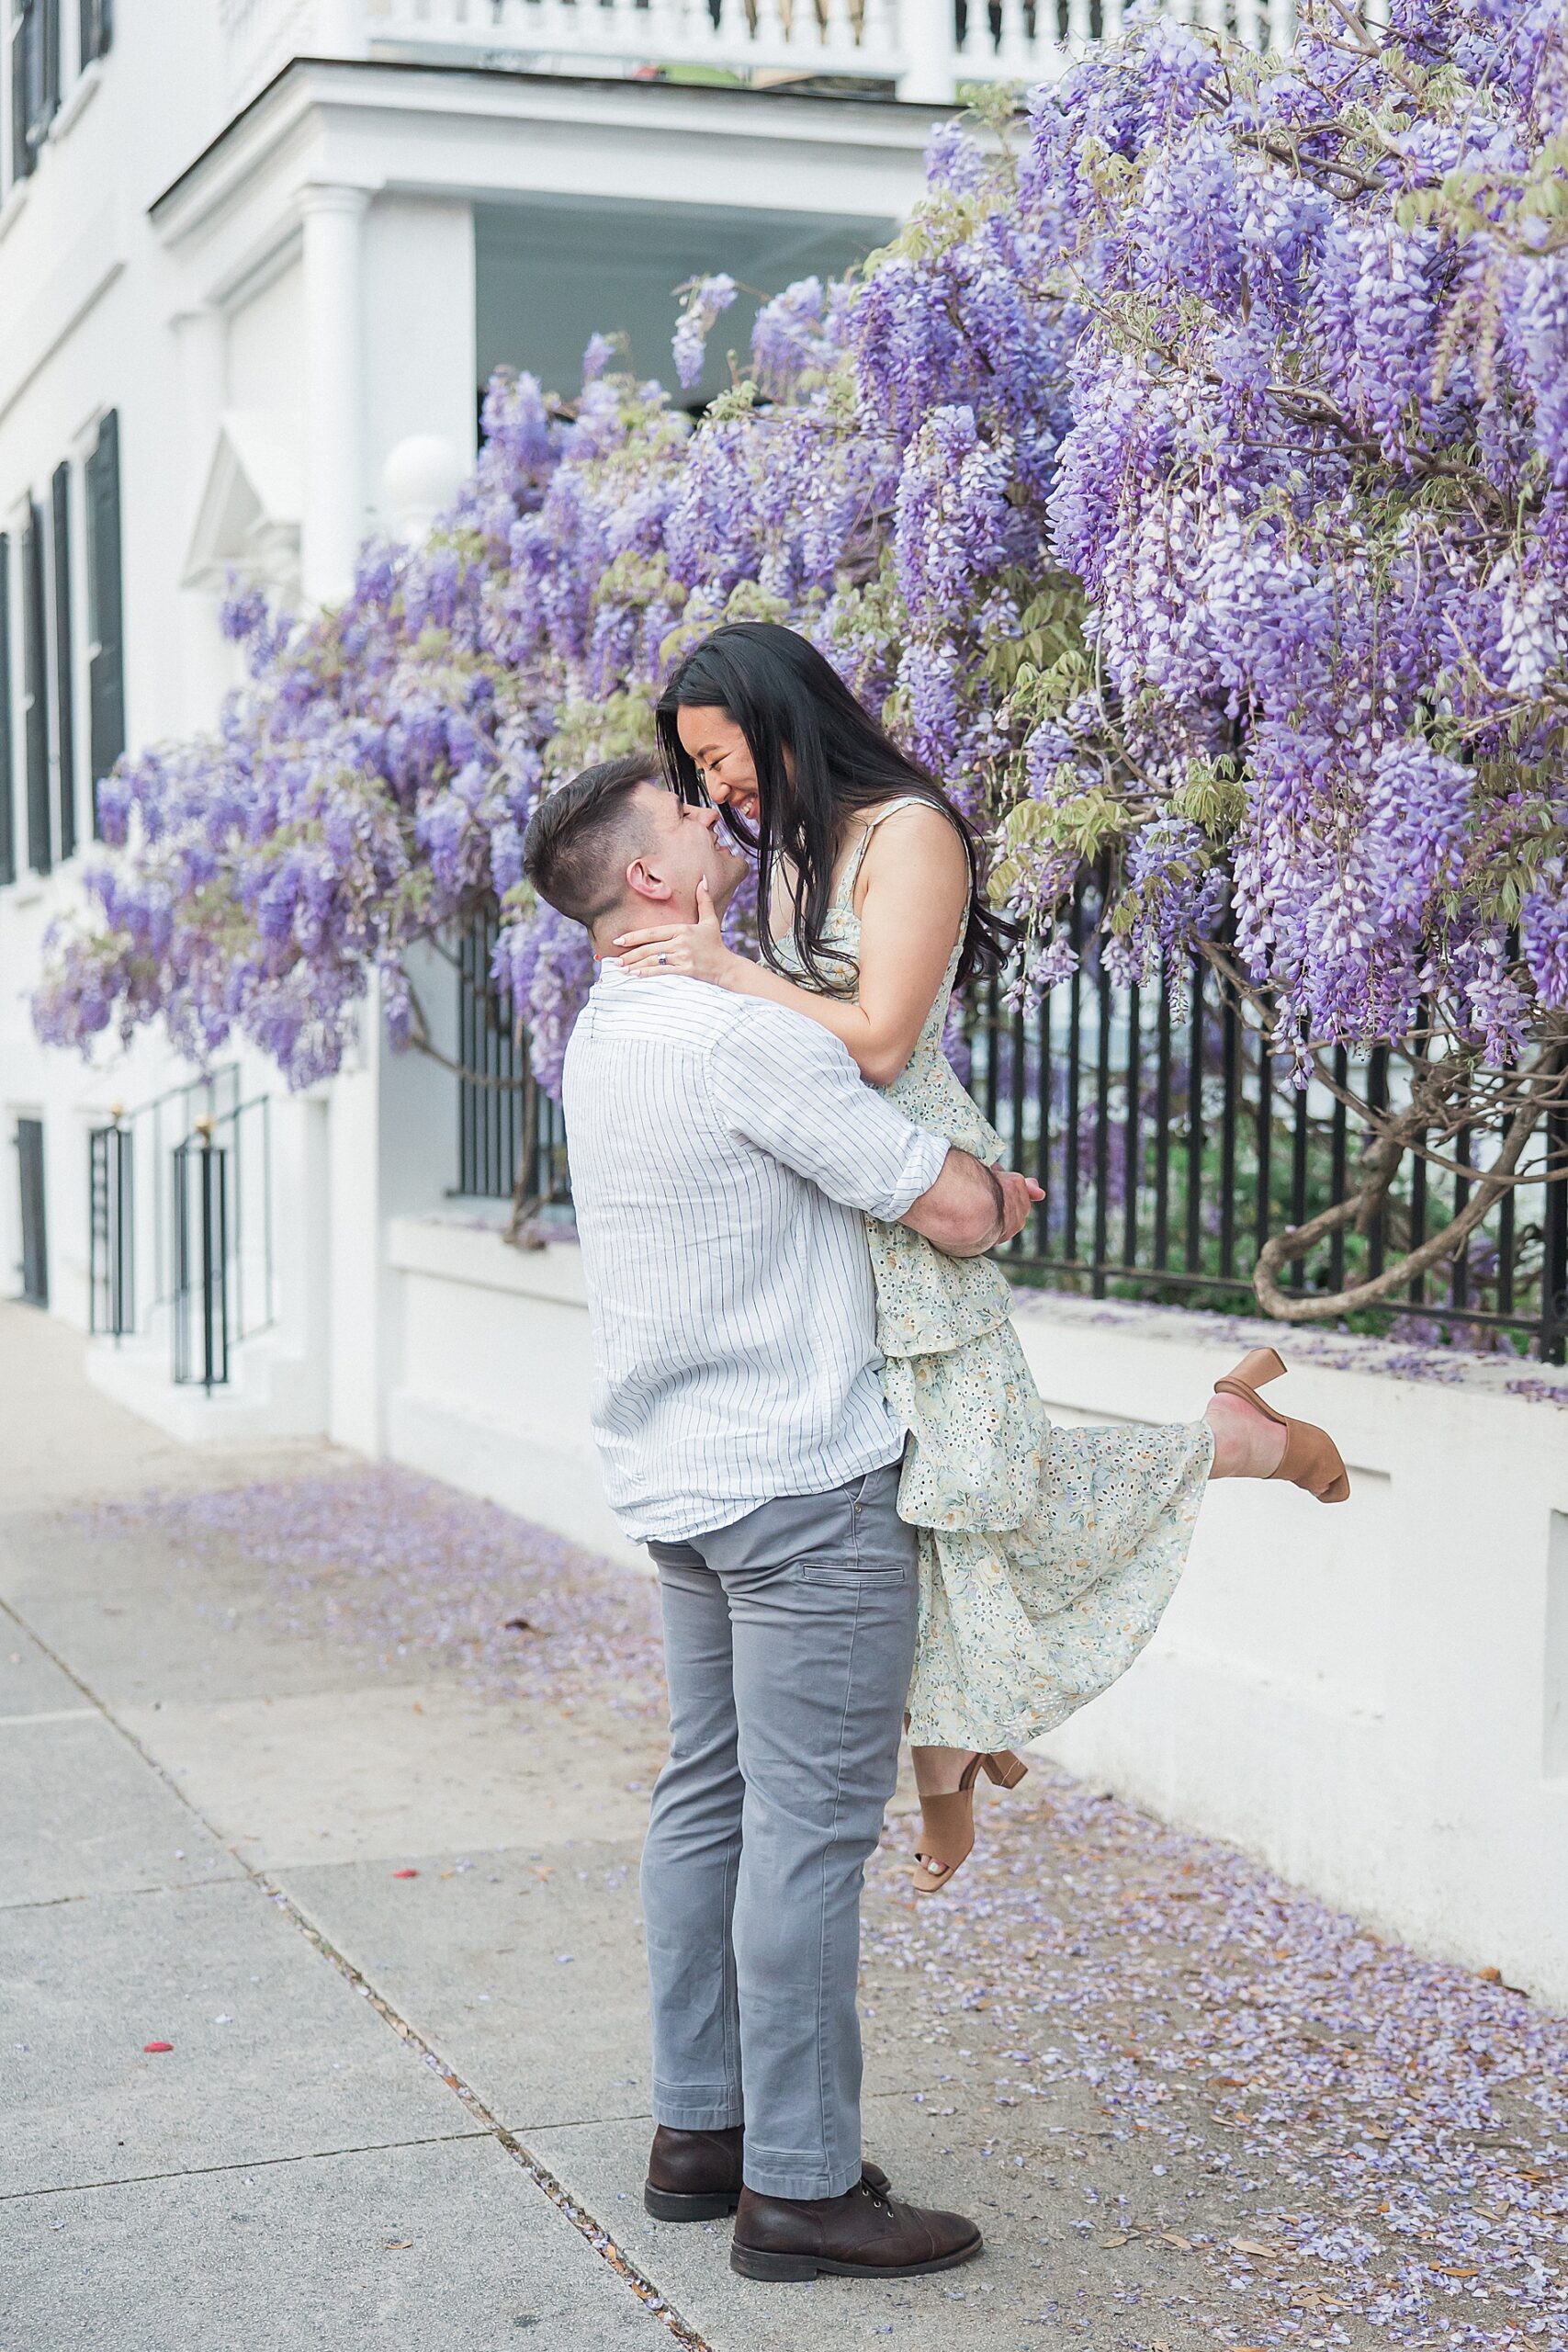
[{"x1": 85, "y1": 407, "x2": 123, "y2": 831}]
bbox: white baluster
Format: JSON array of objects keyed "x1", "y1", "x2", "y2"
[
  {"x1": 821, "y1": 0, "x2": 858, "y2": 69},
  {"x1": 585, "y1": 0, "x2": 625, "y2": 58},
  {"x1": 1030, "y1": 0, "x2": 1065, "y2": 81},
  {"x1": 693, "y1": 0, "x2": 728, "y2": 60},
  {"x1": 522, "y1": 0, "x2": 558, "y2": 49},
  {"x1": 994, "y1": 0, "x2": 1035, "y2": 73},
  {"x1": 754, "y1": 0, "x2": 792, "y2": 67},
  {"x1": 860, "y1": 0, "x2": 898, "y2": 67},
  {"x1": 643, "y1": 0, "x2": 684, "y2": 66},
  {"x1": 1233, "y1": 0, "x2": 1261, "y2": 50},
  {"x1": 1065, "y1": 0, "x2": 1092, "y2": 47}
]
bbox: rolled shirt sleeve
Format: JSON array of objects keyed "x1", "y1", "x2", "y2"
[{"x1": 707, "y1": 999, "x2": 949, "y2": 1220}]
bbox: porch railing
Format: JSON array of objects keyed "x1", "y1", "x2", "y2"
[
  {"x1": 222, "y1": 0, "x2": 1300, "y2": 104},
  {"x1": 454, "y1": 903, "x2": 1568, "y2": 1363}
]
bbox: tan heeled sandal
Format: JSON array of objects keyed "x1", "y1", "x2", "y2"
[
  {"x1": 907, "y1": 1750, "x2": 1029, "y2": 1897},
  {"x1": 1213, "y1": 1347, "x2": 1351, "y2": 1504}
]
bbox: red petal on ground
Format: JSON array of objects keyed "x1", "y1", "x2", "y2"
[
  {"x1": 142, "y1": 2041, "x2": 174, "y2": 2052},
  {"x1": 392, "y1": 1868, "x2": 419, "y2": 1879}
]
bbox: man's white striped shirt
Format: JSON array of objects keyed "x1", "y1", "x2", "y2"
[{"x1": 561, "y1": 962, "x2": 948, "y2": 1544}]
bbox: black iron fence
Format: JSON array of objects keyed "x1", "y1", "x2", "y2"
[
  {"x1": 88, "y1": 1120, "x2": 133, "y2": 1336},
  {"x1": 454, "y1": 903, "x2": 1568, "y2": 1363},
  {"x1": 969, "y1": 950, "x2": 1568, "y2": 1364},
  {"x1": 87, "y1": 1072, "x2": 276, "y2": 1387},
  {"x1": 456, "y1": 901, "x2": 571, "y2": 1209}
]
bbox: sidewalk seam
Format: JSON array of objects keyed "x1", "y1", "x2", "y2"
[
  {"x1": 3, "y1": 1591, "x2": 712, "y2": 2352},
  {"x1": 0, "y1": 1872, "x2": 248, "y2": 1912},
  {"x1": 0, "y1": 2130, "x2": 493, "y2": 2201}
]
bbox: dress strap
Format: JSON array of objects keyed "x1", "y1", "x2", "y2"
[{"x1": 839, "y1": 795, "x2": 933, "y2": 897}]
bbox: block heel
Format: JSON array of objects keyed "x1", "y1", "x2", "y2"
[
  {"x1": 1213, "y1": 1349, "x2": 1351, "y2": 1504},
  {"x1": 729, "y1": 2242, "x2": 823, "y2": 2279},
  {"x1": 643, "y1": 2183, "x2": 741, "y2": 2222}
]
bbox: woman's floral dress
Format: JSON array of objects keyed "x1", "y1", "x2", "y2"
[{"x1": 776, "y1": 801, "x2": 1214, "y2": 1749}]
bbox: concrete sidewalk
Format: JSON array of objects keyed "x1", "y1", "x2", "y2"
[{"x1": 3, "y1": 1303, "x2": 1561, "y2": 2352}]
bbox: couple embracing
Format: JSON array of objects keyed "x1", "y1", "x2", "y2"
[{"x1": 521, "y1": 621, "x2": 1348, "y2": 2284}]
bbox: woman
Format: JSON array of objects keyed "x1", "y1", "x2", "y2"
[{"x1": 613, "y1": 622, "x2": 1348, "y2": 1894}]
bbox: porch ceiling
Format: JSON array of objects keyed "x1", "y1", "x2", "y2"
[{"x1": 475, "y1": 191, "x2": 890, "y2": 401}]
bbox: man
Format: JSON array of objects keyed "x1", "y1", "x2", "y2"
[{"x1": 522, "y1": 755, "x2": 1036, "y2": 2282}]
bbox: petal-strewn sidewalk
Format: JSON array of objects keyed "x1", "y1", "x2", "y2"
[{"x1": 4, "y1": 1302, "x2": 1563, "y2": 2352}]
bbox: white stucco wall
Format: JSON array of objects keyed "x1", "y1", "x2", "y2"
[
  {"x1": 2, "y1": 25, "x2": 927, "y2": 1331},
  {"x1": 381, "y1": 1211, "x2": 1568, "y2": 2009}
]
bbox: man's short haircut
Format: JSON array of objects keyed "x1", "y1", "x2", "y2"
[{"x1": 522, "y1": 754, "x2": 661, "y2": 931}]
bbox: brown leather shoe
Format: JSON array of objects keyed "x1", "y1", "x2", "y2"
[
  {"x1": 730, "y1": 2175, "x2": 981, "y2": 2279},
  {"x1": 645, "y1": 2128, "x2": 890, "y2": 2224},
  {"x1": 645, "y1": 2125, "x2": 746, "y2": 2221}
]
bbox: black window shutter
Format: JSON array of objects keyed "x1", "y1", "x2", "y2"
[
  {"x1": 12, "y1": 8, "x2": 35, "y2": 182},
  {"x1": 80, "y1": 0, "x2": 110, "y2": 66},
  {"x1": 11, "y1": 1, "x2": 60, "y2": 180},
  {"x1": 51, "y1": 460, "x2": 74, "y2": 863},
  {"x1": 42, "y1": 0, "x2": 60, "y2": 121},
  {"x1": 0, "y1": 534, "x2": 13, "y2": 888},
  {"x1": 85, "y1": 410, "x2": 124, "y2": 831},
  {"x1": 21, "y1": 503, "x2": 50, "y2": 875}
]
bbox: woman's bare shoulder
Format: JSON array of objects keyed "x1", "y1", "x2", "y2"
[{"x1": 858, "y1": 798, "x2": 968, "y2": 890}]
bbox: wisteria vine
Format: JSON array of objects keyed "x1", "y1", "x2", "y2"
[{"x1": 32, "y1": 0, "x2": 1568, "y2": 1313}]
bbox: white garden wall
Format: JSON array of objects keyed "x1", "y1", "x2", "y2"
[{"x1": 385, "y1": 1209, "x2": 1568, "y2": 2008}]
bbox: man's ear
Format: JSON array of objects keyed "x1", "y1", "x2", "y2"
[{"x1": 624, "y1": 854, "x2": 676, "y2": 908}]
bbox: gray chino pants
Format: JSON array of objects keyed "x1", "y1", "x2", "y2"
[{"x1": 642, "y1": 1457, "x2": 918, "y2": 2201}]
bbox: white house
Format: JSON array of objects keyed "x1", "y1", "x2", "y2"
[{"x1": 5, "y1": 0, "x2": 1566, "y2": 2013}]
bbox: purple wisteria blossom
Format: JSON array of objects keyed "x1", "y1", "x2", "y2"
[
  {"x1": 671, "y1": 273, "x2": 738, "y2": 391},
  {"x1": 30, "y1": 0, "x2": 1568, "y2": 1113}
]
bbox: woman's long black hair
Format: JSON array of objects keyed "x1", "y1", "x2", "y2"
[{"x1": 654, "y1": 621, "x2": 1018, "y2": 995}]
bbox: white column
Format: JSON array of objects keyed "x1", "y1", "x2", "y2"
[
  {"x1": 300, "y1": 183, "x2": 370, "y2": 607},
  {"x1": 896, "y1": 0, "x2": 957, "y2": 101},
  {"x1": 361, "y1": 195, "x2": 476, "y2": 537},
  {"x1": 172, "y1": 304, "x2": 231, "y2": 729}
]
